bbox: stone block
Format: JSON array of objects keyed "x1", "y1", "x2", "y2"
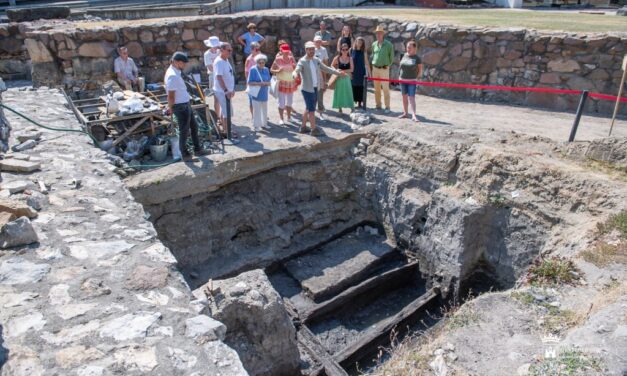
[
  {"x1": 182, "y1": 29, "x2": 195, "y2": 41},
  {"x1": 6, "y1": 6, "x2": 70, "y2": 22},
  {"x1": 0, "y1": 199, "x2": 38, "y2": 219},
  {"x1": 0, "y1": 38, "x2": 23, "y2": 55},
  {"x1": 548, "y1": 59, "x2": 579, "y2": 72},
  {"x1": 539, "y1": 72, "x2": 561, "y2": 84},
  {"x1": 0, "y1": 159, "x2": 41, "y2": 173},
  {"x1": 24, "y1": 39, "x2": 54, "y2": 63},
  {"x1": 126, "y1": 41, "x2": 143, "y2": 59},
  {"x1": 78, "y1": 42, "x2": 115, "y2": 58},
  {"x1": 184, "y1": 315, "x2": 226, "y2": 342},
  {"x1": 0, "y1": 217, "x2": 38, "y2": 248},
  {"x1": 420, "y1": 48, "x2": 446, "y2": 65},
  {"x1": 139, "y1": 30, "x2": 153, "y2": 43}
]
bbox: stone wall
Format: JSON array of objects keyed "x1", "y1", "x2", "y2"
[
  {"x1": 0, "y1": 23, "x2": 30, "y2": 80},
  {"x1": 12, "y1": 13, "x2": 627, "y2": 113}
]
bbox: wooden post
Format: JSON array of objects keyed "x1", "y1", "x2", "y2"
[{"x1": 609, "y1": 55, "x2": 627, "y2": 137}]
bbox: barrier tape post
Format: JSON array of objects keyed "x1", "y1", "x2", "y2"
[
  {"x1": 569, "y1": 90, "x2": 588, "y2": 142},
  {"x1": 362, "y1": 75, "x2": 368, "y2": 111},
  {"x1": 609, "y1": 55, "x2": 627, "y2": 137},
  {"x1": 223, "y1": 96, "x2": 239, "y2": 145}
]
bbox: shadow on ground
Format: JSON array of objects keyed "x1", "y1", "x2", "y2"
[{"x1": 0, "y1": 324, "x2": 7, "y2": 370}]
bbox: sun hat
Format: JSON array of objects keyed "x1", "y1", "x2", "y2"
[
  {"x1": 374, "y1": 25, "x2": 386, "y2": 33},
  {"x1": 171, "y1": 51, "x2": 189, "y2": 63},
  {"x1": 203, "y1": 36, "x2": 221, "y2": 48},
  {"x1": 280, "y1": 43, "x2": 291, "y2": 52},
  {"x1": 304, "y1": 41, "x2": 316, "y2": 49},
  {"x1": 313, "y1": 35, "x2": 323, "y2": 42},
  {"x1": 254, "y1": 54, "x2": 268, "y2": 63}
]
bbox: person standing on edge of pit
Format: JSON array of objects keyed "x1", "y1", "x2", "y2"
[
  {"x1": 398, "y1": 40, "x2": 423, "y2": 122},
  {"x1": 336, "y1": 25, "x2": 354, "y2": 55},
  {"x1": 313, "y1": 35, "x2": 329, "y2": 121},
  {"x1": 114, "y1": 46, "x2": 141, "y2": 91},
  {"x1": 213, "y1": 43, "x2": 236, "y2": 138},
  {"x1": 293, "y1": 41, "x2": 346, "y2": 136},
  {"x1": 203, "y1": 36, "x2": 221, "y2": 120},
  {"x1": 247, "y1": 54, "x2": 271, "y2": 132},
  {"x1": 315, "y1": 21, "x2": 333, "y2": 48},
  {"x1": 351, "y1": 37, "x2": 370, "y2": 109},
  {"x1": 331, "y1": 43, "x2": 354, "y2": 114},
  {"x1": 271, "y1": 43, "x2": 298, "y2": 126},
  {"x1": 165, "y1": 52, "x2": 210, "y2": 161},
  {"x1": 371, "y1": 25, "x2": 394, "y2": 114},
  {"x1": 245, "y1": 42, "x2": 262, "y2": 115},
  {"x1": 237, "y1": 23, "x2": 265, "y2": 59}
]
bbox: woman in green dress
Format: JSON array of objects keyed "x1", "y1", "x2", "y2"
[{"x1": 331, "y1": 43, "x2": 354, "y2": 114}]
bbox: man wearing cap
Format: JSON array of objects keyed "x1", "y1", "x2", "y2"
[
  {"x1": 314, "y1": 21, "x2": 333, "y2": 48},
  {"x1": 204, "y1": 36, "x2": 221, "y2": 119},
  {"x1": 213, "y1": 43, "x2": 236, "y2": 135},
  {"x1": 313, "y1": 35, "x2": 329, "y2": 120},
  {"x1": 293, "y1": 41, "x2": 346, "y2": 136},
  {"x1": 114, "y1": 46, "x2": 142, "y2": 91},
  {"x1": 165, "y1": 52, "x2": 209, "y2": 161},
  {"x1": 371, "y1": 25, "x2": 394, "y2": 114}
]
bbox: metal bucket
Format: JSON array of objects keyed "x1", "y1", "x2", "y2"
[{"x1": 150, "y1": 143, "x2": 168, "y2": 162}]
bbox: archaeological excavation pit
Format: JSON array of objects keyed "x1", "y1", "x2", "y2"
[{"x1": 125, "y1": 126, "x2": 552, "y2": 375}]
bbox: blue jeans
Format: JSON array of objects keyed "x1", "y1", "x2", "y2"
[{"x1": 400, "y1": 83, "x2": 416, "y2": 96}]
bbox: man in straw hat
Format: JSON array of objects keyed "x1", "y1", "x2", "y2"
[
  {"x1": 371, "y1": 25, "x2": 394, "y2": 114},
  {"x1": 294, "y1": 41, "x2": 346, "y2": 136},
  {"x1": 204, "y1": 36, "x2": 221, "y2": 118}
]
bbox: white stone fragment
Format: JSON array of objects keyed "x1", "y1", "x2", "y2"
[
  {"x1": 168, "y1": 347, "x2": 198, "y2": 370},
  {"x1": 0, "y1": 292, "x2": 38, "y2": 308},
  {"x1": 141, "y1": 242, "x2": 177, "y2": 264},
  {"x1": 185, "y1": 315, "x2": 226, "y2": 342},
  {"x1": 136, "y1": 291, "x2": 170, "y2": 306},
  {"x1": 68, "y1": 240, "x2": 134, "y2": 260},
  {"x1": 41, "y1": 320, "x2": 101, "y2": 345},
  {"x1": 76, "y1": 366, "x2": 105, "y2": 376},
  {"x1": 99, "y1": 311, "x2": 161, "y2": 341},
  {"x1": 113, "y1": 346, "x2": 158, "y2": 372},
  {"x1": 48, "y1": 284, "x2": 72, "y2": 305},
  {"x1": 0, "y1": 258, "x2": 50, "y2": 285},
  {"x1": 7, "y1": 311, "x2": 46, "y2": 337},
  {"x1": 56, "y1": 303, "x2": 97, "y2": 320}
]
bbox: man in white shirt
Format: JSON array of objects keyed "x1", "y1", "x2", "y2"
[
  {"x1": 203, "y1": 36, "x2": 222, "y2": 119},
  {"x1": 165, "y1": 52, "x2": 209, "y2": 161},
  {"x1": 212, "y1": 42, "x2": 235, "y2": 136},
  {"x1": 114, "y1": 47, "x2": 142, "y2": 91},
  {"x1": 313, "y1": 35, "x2": 329, "y2": 120}
]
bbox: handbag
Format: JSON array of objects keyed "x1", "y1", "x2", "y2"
[{"x1": 269, "y1": 76, "x2": 278, "y2": 98}]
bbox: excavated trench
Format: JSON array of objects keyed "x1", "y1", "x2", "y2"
[{"x1": 128, "y1": 129, "x2": 551, "y2": 375}]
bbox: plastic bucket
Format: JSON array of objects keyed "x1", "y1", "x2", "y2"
[{"x1": 150, "y1": 143, "x2": 169, "y2": 162}]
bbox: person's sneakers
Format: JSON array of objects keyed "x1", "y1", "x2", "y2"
[
  {"x1": 318, "y1": 112, "x2": 326, "y2": 121},
  {"x1": 310, "y1": 127, "x2": 323, "y2": 136},
  {"x1": 290, "y1": 115, "x2": 298, "y2": 123},
  {"x1": 262, "y1": 124, "x2": 272, "y2": 130},
  {"x1": 194, "y1": 148, "x2": 211, "y2": 156},
  {"x1": 182, "y1": 153, "x2": 195, "y2": 162},
  {"x1": 279, "y1": 119, "x2": 285, "y2": 126},
  {"x1": 384, "y1": 108, "x2": 391, "y2": 114},
  {"x1": 299, "y1": 126, "x2": 309, "y2": 134}
]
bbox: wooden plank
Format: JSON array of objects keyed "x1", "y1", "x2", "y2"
[
  {"x1": 301, "y1": 262, "x2": 419, "y2": 324},
  {"x1": 111, "y1": 116, "x2": 150, "y2": 147},
  {"x1": 333, "y1": 288, "x2": 439, "y2": 366},
  {"x1": 298, "y1": 325, "x2": 349, "y2": 376}
]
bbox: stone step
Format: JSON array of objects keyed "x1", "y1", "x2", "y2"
[{"x1": 284, "y1": 227, "x2": 397, "y2": 302}]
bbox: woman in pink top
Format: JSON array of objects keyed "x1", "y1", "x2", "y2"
[
  {"x1": 245, "y1": 42, "x2": 261, "y2": 114},
  {"x1": 270, "y1": 43, "x2": 298, "y2": 126}
]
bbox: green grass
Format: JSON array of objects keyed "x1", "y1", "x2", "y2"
[
  {"x1": 526, "y1": 257, "x2": 581, "y2": 286},
  {"x1": 581, "y1": 242, "x2": 627, "y2": 267},
  {"x1": 287, "y1": 8, "x2": 627, "y2": 33},
  {"x1": 530, "y1": 349, "x2": 603, "y2": 376},
  {"x1": 597, "y1": 211, "x2": 627, "y2": 239}
]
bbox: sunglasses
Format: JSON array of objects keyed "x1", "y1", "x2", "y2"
[{"x1": 341, "y1": 48, "x2": 349, "y2": 51}]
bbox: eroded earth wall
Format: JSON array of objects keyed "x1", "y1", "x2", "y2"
[{"x1": 2, "y1": 14, "x2": 624, "y2": 113}]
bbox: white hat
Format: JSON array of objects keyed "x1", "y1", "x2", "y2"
[
  {"x1": 313, "y1": 35, "x2": 322, "y2": 42},
  {"x1": 204, "y1": 36, "x2": 221, "y2": 48},
  {"x1": 304, "y1": 41, "x2": 316, "y2": 49}
]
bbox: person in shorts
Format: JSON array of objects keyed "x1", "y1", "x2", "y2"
[{"x1": 398, "y1": 40, "x2": 423, "y2": 122}]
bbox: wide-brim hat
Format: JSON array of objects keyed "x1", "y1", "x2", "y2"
[
  {"x1": 374, "y1": 25, "x2": 386, "y2": 33},
  {"x1": 204, "y1": 36, "x2": 221, "y2": 48}
]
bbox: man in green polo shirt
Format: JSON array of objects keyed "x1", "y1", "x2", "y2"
[{"x1": 371, "y1": 25, "x2": 394, "y2": 113}]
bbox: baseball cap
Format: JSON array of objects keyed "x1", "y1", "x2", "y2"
[{"x1": 171, "y1": 51, "x2": 189, "y2": 63}]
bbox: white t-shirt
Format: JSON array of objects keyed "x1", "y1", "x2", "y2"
[
  {"x1": 309, "y1": 60, "x2": 318, "y2": 89},
  {"x1": 204, "y1": 49, "x2": 220, "y2": 71},
  {"x1": 314, "y1": 47, "x2": 328, "y2": 64},
  {"x1": 213, "y1": 56, "x2": 235, "y2": 93},
  {"x1": 164, "y1": 65, "x2": 190, "y2": 104}
]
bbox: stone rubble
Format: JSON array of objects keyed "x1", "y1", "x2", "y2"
[{"x1": 0, "y1": 87, "x2": 248, "y2": 375}]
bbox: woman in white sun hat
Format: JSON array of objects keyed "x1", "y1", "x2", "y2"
[{"x1": 204, "y1": 36, "x2": 222, "y2": 119}]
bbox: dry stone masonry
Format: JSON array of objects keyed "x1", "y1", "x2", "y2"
[{"x1": 1, "y1": 13, "x2": 624, "y2": 114}]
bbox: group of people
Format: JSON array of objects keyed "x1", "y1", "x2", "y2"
[{"x1": 144, "y1": 21, "x2": 426, "y2": 160}]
